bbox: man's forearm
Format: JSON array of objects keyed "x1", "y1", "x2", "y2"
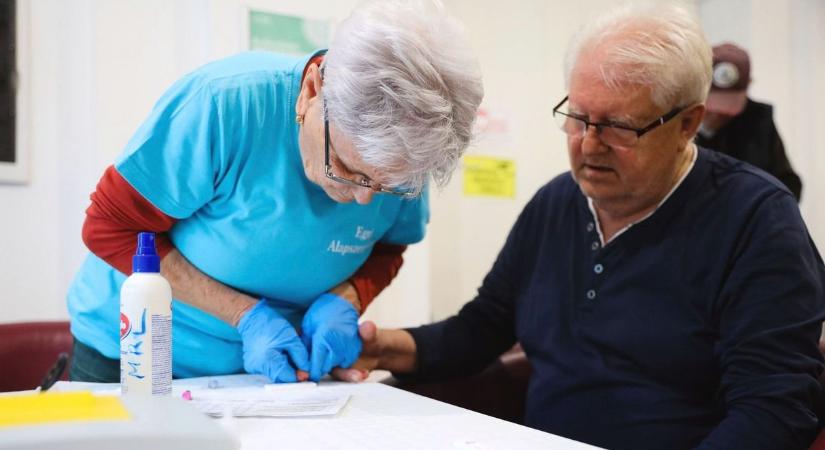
[{"x1": 161, "y1": 248, "x2": 256, "y2": 326}]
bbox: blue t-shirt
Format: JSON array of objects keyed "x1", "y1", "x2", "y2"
[{"x1": 67, "y1": 51, "x2": 429, "y2": 377}]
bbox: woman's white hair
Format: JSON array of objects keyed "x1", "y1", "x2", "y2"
[
  {"x1": 564, "y1": 1, "x2": 712, "y2": 110},
  {"x1": 323, "y1": 0, "x2": 484, "y2": 194}
]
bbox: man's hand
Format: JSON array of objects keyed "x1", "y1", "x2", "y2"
[
  {"x1": 237, "y1": 298, "x2": 310, "y2": 383},
  {"x1": 333, "y1": 321, "x2": 379, "y2": 382},
  {"x1": 332, "y1": 321, "x2": 418, "y2": 382},
  {"x1": 301, "y1": 293, "x2": 362, "y2": 381}
]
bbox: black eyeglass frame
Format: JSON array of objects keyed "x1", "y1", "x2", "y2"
[{"x1": 552, "y1": 95, "x2": 686, "y2": 143}]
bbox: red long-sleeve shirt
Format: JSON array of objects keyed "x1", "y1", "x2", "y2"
[{"x1": 82, "y1": 165, "x2": 405, "y2": 312}]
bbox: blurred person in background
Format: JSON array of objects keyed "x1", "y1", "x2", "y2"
[{"x1": 696, "y1": 42, "x2": 802, "y2": 201}]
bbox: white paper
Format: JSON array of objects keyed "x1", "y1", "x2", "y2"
[
  {"x1": 190, "y1": 388, "x2": 350, "y2": 418},
  {"x1": 263, "y1": 381, "x2": 317, "y2": 392},
  {"x1": 173, "y1": 374, "x2": 271, "y2": 391},
  {"x1": 50, "y1": 381, "x2": 121, "y2": 395}
]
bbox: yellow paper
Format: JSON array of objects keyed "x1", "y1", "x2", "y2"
[
  {"x1": 463, "y1": 155, "x2": 516, "y2": 198},
  {"x1": 0, "y1": 391, "x2": 130, "y2": 428}
]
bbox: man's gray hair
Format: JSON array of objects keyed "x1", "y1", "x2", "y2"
[
  {"x1": 564, "y1": 2, "x2": 712, "y2": 110},
  {"x1": 323, "y1": 0, "x2": 484, "y2": 194}
]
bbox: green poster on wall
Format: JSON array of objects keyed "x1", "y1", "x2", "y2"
[{"x1": 249, "y1": 10, "x2": 329, "y2": 55}]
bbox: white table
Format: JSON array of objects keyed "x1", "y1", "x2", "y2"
[
  {"x1": 228, "y1": 381, "x2": 600, "y2": 450},
  {"x1": 28, "y1": 375, "x2": 600, "y2": 450}
]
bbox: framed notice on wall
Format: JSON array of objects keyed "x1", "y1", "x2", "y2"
[
  {"x1": 0, "y1": 0, "x2": 27, "y2": 184},
  {"x1": 248, "y1": 9, "x2": 329, "y2": 55}
]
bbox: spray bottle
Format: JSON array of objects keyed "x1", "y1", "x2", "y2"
[{"x1": 120, "y1": 232, "x2": 172, "y2": 395}]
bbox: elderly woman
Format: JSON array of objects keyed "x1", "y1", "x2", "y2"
[{"x1": 67, "y1": 0, "x2": 483, "y2": 383}]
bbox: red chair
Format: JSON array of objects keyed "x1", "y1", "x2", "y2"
[
  {"x1": 0, "y1": 321, "x2": 73, "y2": 392},
  {"x1": 810, "y1": 430, "x2": 825, "y2": 450}
]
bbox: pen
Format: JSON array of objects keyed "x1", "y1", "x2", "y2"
[{"x1": 38, "y1": 352, "x2": 69, "y2": 392}]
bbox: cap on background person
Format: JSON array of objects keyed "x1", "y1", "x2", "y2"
[{"x1": 706, "y1": 43, "x2": 751, "y2": 116}]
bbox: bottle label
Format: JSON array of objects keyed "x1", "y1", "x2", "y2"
[
  {"x1": 120, "y1": 305, "x2": 172, "y2": 395},
  {"x1": 151, "y1": 313, "x2": 172, "y2": 395}
]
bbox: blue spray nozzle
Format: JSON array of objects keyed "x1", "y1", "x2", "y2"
[
  {"x1": 136, "y1": 232, "x2": 158, "y2": 256},
  {"x1": 133, "y1": 232, "x2": 161, "y2": 273}
]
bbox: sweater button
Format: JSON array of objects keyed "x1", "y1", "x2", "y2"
[
  {"x1": 591, "y1": 241, "x2": 600, "y2": 251},
  {"x1": 594, "y1": 264, "x2": 603, "y2": 274},
  {"x1": 586, "y1": 222, "x2": 595, "y2": 232},
  {"x1": 586, "y1": 289, "x2": 596, "y2": 300}
]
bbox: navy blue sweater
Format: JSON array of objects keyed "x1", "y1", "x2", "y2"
[{"x1": 409, "y1": 148, "x2": 825, "y2": 450}]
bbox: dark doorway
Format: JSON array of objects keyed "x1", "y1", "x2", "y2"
[{"x1": 0, "y1": 0, "x2": 16, "y2": 164}]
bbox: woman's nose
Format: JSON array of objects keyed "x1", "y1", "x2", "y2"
[{"x1": 353, "y1": 187, "x2": 375, "y2": 205}]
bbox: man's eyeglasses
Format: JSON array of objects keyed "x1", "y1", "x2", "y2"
[
  {"x1": 323, "y1": 99, "x2": 417, "y2": 198},
  {"x1": 552, "y1": 96, "x2": 686, "y2": 147}
]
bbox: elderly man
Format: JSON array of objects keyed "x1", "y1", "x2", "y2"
[{"x1": 337, "y1": 3, "x2": 825, "y2": 450}]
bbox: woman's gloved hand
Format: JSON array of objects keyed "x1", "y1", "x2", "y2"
[
  {"x1": 237, "y1": 298, "x2": 310, "y2": 383},
  {"x1": 301, "y1": 293, "x2": 362, "y2": 381}
]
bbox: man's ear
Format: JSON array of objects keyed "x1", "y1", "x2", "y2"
[
  {"x1": 296, "y1": 63, "x2": 323, "y2": 117},
  {"x1": 680, "y1": 103, "x2": 705, "y2": 140}
]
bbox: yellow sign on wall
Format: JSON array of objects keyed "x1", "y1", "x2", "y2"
[{"x1": 463, "y1": 155, "x2": 516, "y2": 198}]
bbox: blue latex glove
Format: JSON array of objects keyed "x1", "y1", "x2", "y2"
[
  {"x1": 237, "y1": 298, "x2": 310, "y2": 383},
  {"x1": 301, "y1": 293, "x2": 362, "y2": 381}
]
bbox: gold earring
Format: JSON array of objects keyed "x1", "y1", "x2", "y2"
[{"x1": 295, "y1": 114, "x2": 304, "y2": 125}]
